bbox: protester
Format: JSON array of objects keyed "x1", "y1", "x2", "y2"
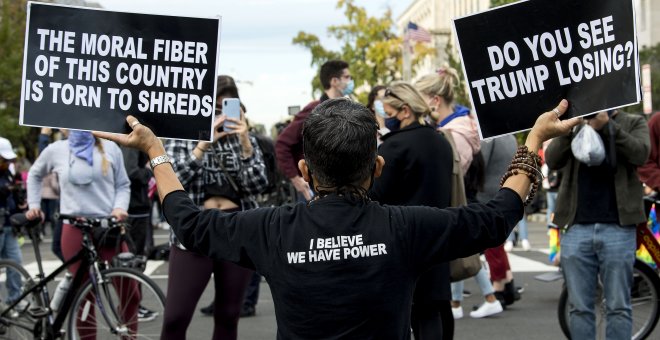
[
  {"x1": 26, "y1": 131, "x2": 136, "y2": 337},
  {"x1": 121, "y1": 146, "x2": 158, "y2": 321},
  {"x1": 96, "y1": 97, "x2": 579, "y2": 338},
  {"x1": 37, "y1": 128, "x2": 65, "y2": 260},
  {"x1": 478, "y1": 135, "x2": 523, "y2": 308},
  {"x1": 638, "y1": 112, "x2": 660, "y2": 196},
  {"x1": 366, "y1": 85, "x2": 387, "y2": 131},
  {"x1": 276, "y1": 60, "x2": 352, "y2": 201},
  {"x1": 415, "y1": 68, "x2": 502, "y2": 319},
  {"x1": 368, "y1": 82, "x2": 454, "y2": 338},
  {"x1": 546, "y1": 109, "x2": 650, "y2": 339},
  {"x1": 161, "y1": 75, "x2": 268, "y2": 340},
  {"x1": 0, "y1": 137, "x2": 26, "y2": 309}
]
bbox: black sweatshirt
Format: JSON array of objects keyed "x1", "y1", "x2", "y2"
[{"x1": 163, "y1": 188, "x2": 523, "y2": 339}]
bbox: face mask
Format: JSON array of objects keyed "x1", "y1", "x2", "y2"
[
  {"x1": 342, "y1": 79, "x2": 355, "y2": 96},
  {"x1": 385, "y1": 117, "x2": 401, "y2": 131},
  {"x1": 374, "y1": 100, "x2": 386, "y2": 117}
]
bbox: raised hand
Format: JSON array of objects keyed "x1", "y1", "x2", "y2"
[
  {"x1": 93, "y1": 116, "x2": 163, "y2": 156},
  {"x1": 526, "y1": 100, "x2": 582, "y2": 151}
]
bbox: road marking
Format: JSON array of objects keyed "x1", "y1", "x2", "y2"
[
  {"x1": 3, "y1": 260, "x2": 168, "y2": 281},
  {"x1": 507, "y1": 253, "x2": 558, "y2": 272}
]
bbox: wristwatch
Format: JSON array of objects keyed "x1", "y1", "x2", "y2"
[{"x1": 150, "y1": 155, "x2": 172, "y2": 170}]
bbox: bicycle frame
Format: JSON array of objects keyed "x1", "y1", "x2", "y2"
[
  {"x1": 637, "y1": 221, "x2": 660, "y2": 267},
  {"x1": 0, "y1": 223, "x2": 120, "y2": 339}
]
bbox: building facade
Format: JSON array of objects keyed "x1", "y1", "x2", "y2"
[
  {"x1": 636, "y1": 0, "x2": 660, "y2": 49},
  {"x1": 397, "y1": 0, "x2": 489, "y2": 79}
]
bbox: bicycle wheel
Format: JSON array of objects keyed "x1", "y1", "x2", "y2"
[
  {"x1": 0, "y1": 260, "x2": 46, "y2": 340},
  {"x1": 67, "y1": 268, "x2": 165, "y2": 339},
  {"x1": 558, "y1": 260, "x2": 660, "y2": 340}
]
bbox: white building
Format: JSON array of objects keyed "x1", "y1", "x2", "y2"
[
  {"x1": 397, "y1": 0, "x2": 489, "y2": 79},
  {"x1": 398, "y1": 0, "x2": 659, "y2": 80},
  {"x1": 636, "y1": 0, "x2": 660, "y2": 49}
]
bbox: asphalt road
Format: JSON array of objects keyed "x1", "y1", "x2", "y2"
[{"x1": 18, "y1": 219, "x2": 660, "y2": 339}]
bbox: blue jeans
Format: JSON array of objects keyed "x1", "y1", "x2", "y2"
[
  {"x1": 0, "y1": 226, "x2": 23, "y2": 303},
  {"x1": 507, "y1": 214, "x2": 528, "y2": 242},
  {"x1": 450, "y1": 267, "x2": 494, "y2": 302},
  {"x1": 546, "y1": 192, "x2": 558, "y2": 227},
  {"x1": 561, "y1": 223, "x2": 635, "y2": 340}
]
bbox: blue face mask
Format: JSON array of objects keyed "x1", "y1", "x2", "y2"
[
  {"x1": 342, "y1": 79, "x2": 355, "y2": 96},
  {"x1": 385, "y1": 117, "x2": 401, "y2": 131},
  {"x1": 374, "y1": 100, "x2": 386, "y2": 117}
]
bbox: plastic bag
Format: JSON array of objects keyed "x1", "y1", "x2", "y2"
[{"x1": 571, "y1": 124, "x2": 605, "y2": 166}]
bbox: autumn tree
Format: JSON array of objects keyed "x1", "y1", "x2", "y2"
[
  {"x1": 292, "y1": 0, "x2": 432, "y2": 104},
  {"x1": 0, "y1": 0, "x2": 39, "y2": 160}
]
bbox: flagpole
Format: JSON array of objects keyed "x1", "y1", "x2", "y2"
[{"x1": 403, "y1": 38, "x2": 411, "y2": 82}]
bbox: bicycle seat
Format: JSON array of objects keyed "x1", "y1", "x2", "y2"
[{"x1": 9, "y1": 213, "x2": 40, "y2": 231}]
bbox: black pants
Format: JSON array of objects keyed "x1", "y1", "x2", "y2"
[
  {"x1": 411, "y1": 300, "x2": 454, "y2": 340},
  {"x1": 243, "y1": 272, "x2": 261, "y2": 307},
  {"x1": 127, "y1": 215, "x2": 152, "y2": 256}
]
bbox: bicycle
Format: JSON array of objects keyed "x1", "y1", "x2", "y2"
[
  {"x1": 0, "y1": 212, "x2": 165, "y2": 339},
  {"x1": 555, "y1": 196, "x2": 660, "y2": 339}
]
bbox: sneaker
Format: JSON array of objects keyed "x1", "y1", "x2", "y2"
[
  {"x1": 200, "y1": 302, "x2": 214, "y2": 316},
  {"x1": 504, "y1": 241, "x2": 513, "y2": 252},
  {"x1": 451, "y1": 306, "x2": 463, "y2": 319},
  {"x1": 240, "y1": 304, "x2": 256, "y2": 317},
  {"x1": 138, "y1": 306, "x2": 158, "y2": 322},
  {"x1": 462, "y1": 289, "x2": 472, "y2": 298},
  {"x1": 469, "y1": 300, "x2": 503, "y2": 318},
  {"x1": 521, "y1": 239, "x2": 531, "y2": 251}
]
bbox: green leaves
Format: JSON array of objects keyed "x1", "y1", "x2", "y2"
[{"x1": 292, "y1": 0, "x2": 431, "y2": 104}]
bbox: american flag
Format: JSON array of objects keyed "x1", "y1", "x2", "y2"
[{"x1": 405, "y1": 22, "x2": 432, "y2": 43}]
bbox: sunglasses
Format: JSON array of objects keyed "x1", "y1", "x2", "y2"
[{"x1": 384, "y1": 88, "x2": 405, "y2": 104}]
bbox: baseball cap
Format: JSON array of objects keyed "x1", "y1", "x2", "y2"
[{"x1": 0, "y1": 137, "x2": 17, "y2": 160}]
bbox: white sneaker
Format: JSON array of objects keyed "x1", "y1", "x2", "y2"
[
  {"x1": 521, "y1": 239, "x2": 531, "y2": 251},
  {"x1": 469, "y1": 300, "x2": 503, "y2": 318},
  {"x1": 504, "y1": 241, "x2": 513, "y2": 252},
  {"x1": 452, "y1": 306, "x2": 463, "y2": 319}
]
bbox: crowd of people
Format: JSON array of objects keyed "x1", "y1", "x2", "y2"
[{"x1": 0, "y1": 57, "x2": 656, "y2": 340}]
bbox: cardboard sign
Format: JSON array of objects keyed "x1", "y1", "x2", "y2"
[
  {"x1": 20, "y1": 2, "x2": 221, "y2": 141},
  {"x1": 454, "y1": 0, "x2": 640, "y2": 139}
]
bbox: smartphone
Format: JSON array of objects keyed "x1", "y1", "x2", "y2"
[{"x1": 222, "y1": 98, "x2": 241, "y2": 132}]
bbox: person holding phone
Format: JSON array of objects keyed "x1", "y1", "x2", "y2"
[{"x1": 161, "y1": 75, "x2": 268, "y2": 340}]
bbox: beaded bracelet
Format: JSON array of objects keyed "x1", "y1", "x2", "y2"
[{"x1": 500, "y1": 146, "x2": 543, "y2": 206}]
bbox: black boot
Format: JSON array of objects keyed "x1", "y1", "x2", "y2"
[
  {"x1": 505, "y1": 280, "x2": 521, "y2": 302},
  {"x1": 493, "y1": 291, "x2": 508, "y2": 310},
  {"x1": 200, "y1": 302, "x2": 214, "y2": 316}
]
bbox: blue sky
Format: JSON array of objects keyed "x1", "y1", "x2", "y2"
[{"x1": 96, "y1": 0, "x2": 409, "y2": 132}]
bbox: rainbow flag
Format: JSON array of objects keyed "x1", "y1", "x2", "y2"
[
  {"x1": 637, "y1": 204, "x2": 660, "y2": 267},
  {"x1": 548, "y1": 227, "x2": 560, "y2": 263}
]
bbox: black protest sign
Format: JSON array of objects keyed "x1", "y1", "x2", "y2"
[
  {"x1": 20, "y1": 2, "x2": 220, "y2": 141},
  {"x1": 453, "y1": 0, "x2": 640, "y2": 139}
]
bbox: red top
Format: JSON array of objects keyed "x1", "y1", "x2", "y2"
[
  {"x1": 275, "y1": 100, "x2": 321, "y2": 178},
  {"x1": 638, "y1": 113, "x2": 660, "y2": 190}
]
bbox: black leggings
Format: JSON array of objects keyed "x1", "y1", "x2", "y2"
[
  {"x1": 411, "y1": 300, "x2": 454, "y2": 340},
  {"x1": 161, "y1": 246, "x2": 253, "y2": 340}
]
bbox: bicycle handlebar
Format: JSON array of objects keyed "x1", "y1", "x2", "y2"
[{"x1": 56, "y1": 213, "x2": 124, "y2": 229}]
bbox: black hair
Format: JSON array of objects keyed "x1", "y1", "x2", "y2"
[
  {"x1": 216, "y1": 75, "x2": 240, "y2": 99},
  {"x1": 320, "y1": 60, "x2": 349, "y2": 90},
  {"x1": 302, "y1": 98, "x2": 378, "y2": 197},
  {"x1": 367, "y1": 85, "x2": 386, "y2": 113}
]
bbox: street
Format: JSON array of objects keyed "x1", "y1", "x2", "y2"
[{"x1": 19, "y1": 219, "x2": 660, "y2": 339}]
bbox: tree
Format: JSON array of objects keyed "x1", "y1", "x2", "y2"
[
  {"x1": 490, "y1": 0, "x2": 517, "y2": 7},
  {"x1": 0, "y1": 0, "x2": 39, "y2": 160},
  {"x1": 292, "y1": 0, "x2": 433, "y2": 104}
]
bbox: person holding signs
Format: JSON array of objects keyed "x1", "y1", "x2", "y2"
[
  {"x1": 96, "y1": 98, "x2": 579, "y2": 339},
  {"x1": 160, "y1": 76, "x2": 268, "y2": 340}
]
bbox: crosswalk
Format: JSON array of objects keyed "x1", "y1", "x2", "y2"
[
  {"x1": 9, "y1": 248, "x2": 558, "y2": 283},
  {"x1": 18, "y1": 260, "x2": 168, "y2": 281}
]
